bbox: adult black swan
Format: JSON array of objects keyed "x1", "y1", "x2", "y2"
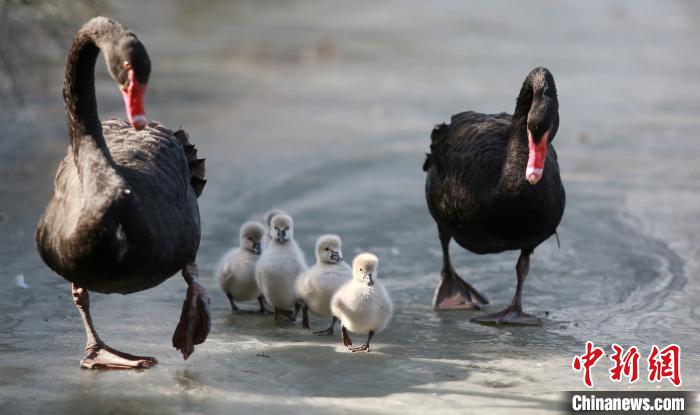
[
  {"x1": 35, "y1": 17, "x2": 210, "y2": 368},
  {"x1": 423, "y1": 67, "x2": 565, "y2": 326}
]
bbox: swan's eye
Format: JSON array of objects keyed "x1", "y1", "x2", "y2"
[{"x1": 325, "y1": 247, "x2": 329, "y2": 251}]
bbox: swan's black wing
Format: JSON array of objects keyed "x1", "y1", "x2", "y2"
[
  {"x1": 37, "y1": 119, "x2": 207, "y2": 294},
  {"x1": 423, "y1": 111, "x2": 511, "y2": 174}
]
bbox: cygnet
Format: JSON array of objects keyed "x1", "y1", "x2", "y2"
[
  {"x1": 296, "y1": 234, "x2": 351, "y2": 335},
  {"x1": 331, "y1": 253, "x2": 393, "y2": 352},
  {"x1": 215, "y1": 221, "x2": 266, "y2": 313},
  {"x1": 255, "y1": 214, "x2": 308, "y2": 322}
]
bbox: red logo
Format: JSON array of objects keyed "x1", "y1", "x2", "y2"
[
  {"x1": 609, "y1": 344, "x2": 640, "y2": 383},
  {"x1": 572, "y1": 343, "x2": 682, "y2": 387},
  {"x1": 648, "y1": 344, "x2": 682, "y2": 387},
  {"x1": 572, "y1": 341, "x2": 605, "y2": 388}
]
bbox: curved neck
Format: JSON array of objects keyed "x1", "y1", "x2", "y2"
[
  {"x1": 500, "y1": 88, "x2": 534, "y2": 190},
  {"x1": 63, "y1": 18, "x2": 123, "y2": 168},
  {"x1": 501, "y1": 71, "x2": 557, "y2": 190}
]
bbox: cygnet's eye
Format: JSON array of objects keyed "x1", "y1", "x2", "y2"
[{"x1": 325, "y1": 247, "x2": 329, "y2": 251}]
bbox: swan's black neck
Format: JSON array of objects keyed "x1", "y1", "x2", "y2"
[
  {"x1": 64, "y1": 18, "x2": 124, "y2": 166},
  {"x1": 501, "y1": 68, "x2": 558, "y2": 190}
]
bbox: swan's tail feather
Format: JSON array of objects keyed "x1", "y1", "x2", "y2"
[
  {"x1": 423, "y1": 123, "x2": 449, "y2": 172},
  {"x1": 174, "y1": 129, "x2": 207, "y2": 198}
]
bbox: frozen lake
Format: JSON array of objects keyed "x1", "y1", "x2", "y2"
[{"x1": 1, "y1": 0, "x2": 699, "y2": 413}]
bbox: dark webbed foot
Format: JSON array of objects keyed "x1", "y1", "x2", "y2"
[
  {"x1": 471, "y1": 306, "x2": 541, "y2": 326},
  {"x1": 172, "y1": 265, "x2": 211, "y2": 360},
  {"x1": 275, "y1": 308, "x2": 295, "y2": 325},
  {"x1": 313, "y1": 317, "x2": 337, "y2": 336},
  {"x1": 434, "y1": 227, "x2": 489, "y2": 311},
  {"x1": 313, "y1": 327, "x2": 334, "y2": 336},
  {"x1": 81, "y1": 344, "x2": 158, "y2": 369},
  {"x1": 434, "y1": 270, "x2": 489, "y2": 311},
  {"x1": 472, "y1": 249, "x2": 539, "y2": 326}
]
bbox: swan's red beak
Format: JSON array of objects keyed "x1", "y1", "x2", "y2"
[
  {"x1": 526, "y1": 129, "x2": 549, "y2": 185},
  {"x1": 121, "y1": 69, "x2": 147, "y2": 130}
]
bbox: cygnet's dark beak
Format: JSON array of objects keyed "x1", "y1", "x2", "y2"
[
  {"x1": 253, "y1": 242, "x2": 262, "y2": 255},
  {"x1": 276, "y1": 229, "x2": 287, "y2": 242},
  {"x1": 365, "y1": 273, "x2": 374, "y2": 287},
  {"x1": 330, "y1": 250, "x2": 343, "y2": 262}
]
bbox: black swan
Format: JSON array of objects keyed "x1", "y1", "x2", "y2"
[
  {"x1": 423, "y1": 67, "x2": 565, "y2": 326},
  {"x1": 35, "y1": 17, "x2": 210, "y2": 368}
]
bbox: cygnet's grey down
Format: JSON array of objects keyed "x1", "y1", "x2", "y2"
[
  {"x1": 331, "y1": 253, "x2": 393, "y2": 352},
  {"x1": 215, "y1": 221, "x2": 267, "y2": 313},
  {"x1": 255, "y1": 214, "x2": 308, "y2": 322},
  {"x1": 296, "y1": 234, "x2": 351, "y2": 335},
  {"x1": 262, "y1": 209, "x2": 286, "y2": 249}
]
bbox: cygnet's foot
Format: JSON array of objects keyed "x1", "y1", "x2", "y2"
[
  {"x1": 81, "y1": 344, "x2": 158, "y2": 369},
  {"x1": 471, "y1": 305, "x2": 541, "y2": 326},
  {"x1": 257, "y1": 295, "x2": 273, "y2": 315},
  {"x1": 350, "y1": 344, "x2": 370, "y2": 353},
  {"x1": 172, "y1": 281, "x2": 211, "y2": 360},
  {"x1": 433, "y1": 271, "x2": 489, "y2": 311},
  {"x1": 313, "y1": 327, "x2": 334, "y2": 336},
  {"x1": 274, "y1": 308, "x2": 295, "y2": 325}
]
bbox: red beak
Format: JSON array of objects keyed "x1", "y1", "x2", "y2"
[
  {"x1": 121, "y1": 69, "x2": 147, "y2": 130},
  {"x1": 526, "y1": 129, "x2": 549, "y2": 185}
]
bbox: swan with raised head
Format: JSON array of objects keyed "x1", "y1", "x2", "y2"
[{"x1": 423, "y1": 67, "x2": 565, "y2": 326}]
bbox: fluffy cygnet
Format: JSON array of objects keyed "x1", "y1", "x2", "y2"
[
  {"x1": 331, "y1": 253, "x2": 393, "y2": 352},
  {"x1": 296, "y1": 234, "x2": 351, "y2": 335},
  {"x1": 215, "y1": 221, "x2": 267, "y2": 313},
  {"x1": 262, "y1": 209, "x2": 286, "y2": 249},
  {"x1": 255, "y1": 214, "x2": 308, "y2": 322}
]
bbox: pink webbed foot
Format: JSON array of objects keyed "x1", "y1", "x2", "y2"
[{"x1": 81, "y1": 344, "x2": 158, "y2": 369}]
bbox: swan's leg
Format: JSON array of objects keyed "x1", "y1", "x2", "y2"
[
  {"x1": 313, "y1": 317, "x2": 337, "y2": 336},
  {"x1": 341, "y1": 325, "x2": 352, "y2": 348},
  {"x1": 172, "y1": 263, "x2": 211, "y2": 360},
  {"x1": 226, "y1": 293, "x2": 239, "y2": 313},
  {"x1": 257, "y1": 295, "x2": 272, "y2": 315},
  {"x1": 433, "y1": 226, "x2": 489, "y2": 310},
  {"x1": 350, "y1": 331, "x2": 375, "y2": 353},
  {"x1": 301, "y1": 304, "x2": 311, "y2": 330},
  {"x1": 72, "y1": 284, "x2": 157, "y2": 369},
  {"x1": 472, "y1": 248, "x2": 541, "y2": 326}
]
